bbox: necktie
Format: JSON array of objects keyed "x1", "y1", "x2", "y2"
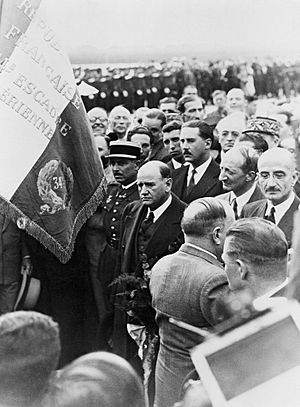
[
  {"x1": 265, "y1": 206, "x2": 276, "y2": 223},
  {"x1": 140, "y1": 211, "x2": 154, "y2": 234},
  {"x1": 231, "y1": 198, "x2": 238, "y2": 219},
  {"x1": 187, "y1": 168, "x2": 197, "y2": 195}
]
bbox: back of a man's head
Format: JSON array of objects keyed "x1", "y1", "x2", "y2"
[
  {"x1": 0, "y1": 311, "x2": 60, "y2": 407},
  {"x1": 42, "y1": 352, "x2": 145, "y2": 407},
  {"x1": 224, "y1": 218, "x2": 288, "y2": 293},
  {"x1": 182, "y1": 197, "x2": 234, "y2": 238}
]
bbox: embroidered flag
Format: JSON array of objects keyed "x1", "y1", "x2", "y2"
[{"x1": 0, "y1": 0, "x2": 107, "y2": 263}]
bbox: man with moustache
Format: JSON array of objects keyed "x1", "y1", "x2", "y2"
[
  {"x1": 172, "y1": 120, "x2": 223, "y2": 203},
  {"x1": 87, "y1": 107, "x2": 108, "y2": 137},
  {"x1": 217, "y1": 145, "x2": 263, "y2": 218},
  {"x1": 241, "y1": 147, "x2": 300, "y2": 247}
]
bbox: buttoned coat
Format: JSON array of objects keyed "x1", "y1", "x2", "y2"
[
  {"x1": 150, "y1": 243, "x2": 229, "y2": 407},
  {"x1": 241, "y1": 195, "x2": 300, "y2": 247},
  {"x1": 112, "y1": 193, "x2": 186, "y2": 359},
  {"x1": 171, "y1": 159, "x2": 223, "y2": 203}
]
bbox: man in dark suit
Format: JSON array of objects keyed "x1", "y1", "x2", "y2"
[
  {"x1": 150, "y1": 197, "x2": 235, "y2": 407},
  {"x1": 112, "y1": 161, "x2": 186, "y2": 383},
  {"x1": 241, "y1": 148, "x2": 300, "y2": 247},
  {"x1": 217, "y1": 145, "x2": 264, "y2": 218},
  {"x1": 172, "y1": 120, "x2": 223, "y2": 203}
]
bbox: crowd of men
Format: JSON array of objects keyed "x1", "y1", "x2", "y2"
[
  {"x1": 2, "y1": 79, "x2": 300, "y2": 406},
  {"x1": 75, "y1": 57, "x2": 300, "y2": 112}
]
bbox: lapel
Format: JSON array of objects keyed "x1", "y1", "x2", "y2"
[
  {"x1": 147, "y1": 196, "x2": 178, "y2": 249},
  {"x1": 248, "y1": 184, "x2": 264, "y2": 204},
  {"x1": 172, "y1": 166, "x2": 189, "y2": 199},
  {"x1": 278, "y1": 196, "x2": 300, "y2": 246},
  {"x1": 188, "y1": 160, "x2": 220, "y2": 201}
]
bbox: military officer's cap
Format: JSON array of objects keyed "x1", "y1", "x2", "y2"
[{"x1": 108, "y1": 141, "x2": 141, "y2": 160}]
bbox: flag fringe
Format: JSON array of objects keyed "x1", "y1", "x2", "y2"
[{"x1": 0, "y1": 177, "x2": 107, "y2": 264}]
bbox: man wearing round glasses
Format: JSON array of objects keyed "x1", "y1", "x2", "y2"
[{"x1": 87, "y1": 107, "x2": 108, "y2": 137}]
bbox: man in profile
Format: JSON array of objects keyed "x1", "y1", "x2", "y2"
[
  {"x1": 0, "y1": 310, "x2": 60, "y2": 407},
  {"x1": 217, "y1": 145, "x2": 263, "y2": 218},
  {"x1": 222, "y1": 218, "x2": 288, "y2": 302}
]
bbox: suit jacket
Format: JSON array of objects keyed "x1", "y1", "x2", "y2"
[
  {"x1": 112, "y1": 193, "x2": 186, "y2": 359},
  {"x1": 171, "y1": 159, "x2": 223, "y2": 203},
  {"x1": 241, "y1": 195, "x2": 300, "y2": 247},
  {"x1": 117, "y1": 193, "x2": 186, "y2": 277},
  {"x1": 217, "y1": 184, "x2": 265, "y2": 215},
  {"x1": 150, "y1": 243, "x2": 228, "y2": 407}
]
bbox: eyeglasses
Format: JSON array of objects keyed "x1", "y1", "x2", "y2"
[{"x1": 89, "y1": 117, "x2": 108, "y2": 124}]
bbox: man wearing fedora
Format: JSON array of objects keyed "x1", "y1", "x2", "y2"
[{"x1": 86, "y1": 141, "x2": 141, "y2": 349}]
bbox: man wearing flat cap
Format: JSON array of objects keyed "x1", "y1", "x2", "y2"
[
  {"x1": 86, "y1": 141, "x2": 141, "y2": 349},
  {"x1": 242, "y1": 116, "x2": 281, "y2": 149}
]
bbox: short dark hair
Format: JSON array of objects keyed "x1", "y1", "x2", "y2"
[
  {"x1": 225, "y1": 218, "x2": 288, "y2": 266},
  {"x1": 0, "y1": 311, "x2": 60, "y2": 407},
  {"x1": 144, "y1": 108, "x2": 166, "y2": 127},
  {"x1": 182, "y1": 197, "x2": 227, "y2": 237},
  {"x1": 127, "y1": 125, "x2": 154, "y2": 145},
  {"x1": 177, "y1": 95, "x2": 205, "y2": 114},
  {"x1": 212, "y1": 90, "x2": 226, "y2": 99},
  {"x1": 182, "y1": 120, "x2": 214, "y2": 143},
  {"x1": 238, "y1": 133, "x2": 269, "y2": 154},
  {"x1": 162, "y1": 120, "x2": 182, "y2": 134}
]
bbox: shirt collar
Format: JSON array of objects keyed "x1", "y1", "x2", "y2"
[
  {"x1": 184, "y1": 242, "x2": 217, "y2": 260},
  {"x1": 149, "y1": 194, "x2": 172, "y2": 223},
  {"x1": 171, "y1": 158, "x2": 182, "y2": 170},
  {"x1": 266, "y1": 191, "x2": 295, "y2": 224},
  {"x1": 122, "y1": 180, "x2": 137, "y2": 190},
  {"x1": 253, "y1": 278, "x2": 288, "y2": 309},
  {"x1": 230, "y1": 183, "x2": 257, "y2": 216}
]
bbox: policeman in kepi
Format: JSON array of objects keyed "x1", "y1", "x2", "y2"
[{"x1": 86, "y1": 141, "x2": 141, "y2": 349}]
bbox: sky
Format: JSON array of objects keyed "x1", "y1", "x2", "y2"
[{"x1": 45, "y1": 0, "x2": 300, "y2": 63}]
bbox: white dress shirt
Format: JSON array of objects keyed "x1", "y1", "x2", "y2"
[
  {"x1": 146, "y1": 195, "x2": 172, "y2": 223},
  {"x1": 265, "y1": 192, "x2": 295, "y2": 224},
  {"x1": 187, "y1": 157, "x2": 212, "y2": 186},
  {"x1": 229, "y1": 183, "x2": 257, "y2": 217}
]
